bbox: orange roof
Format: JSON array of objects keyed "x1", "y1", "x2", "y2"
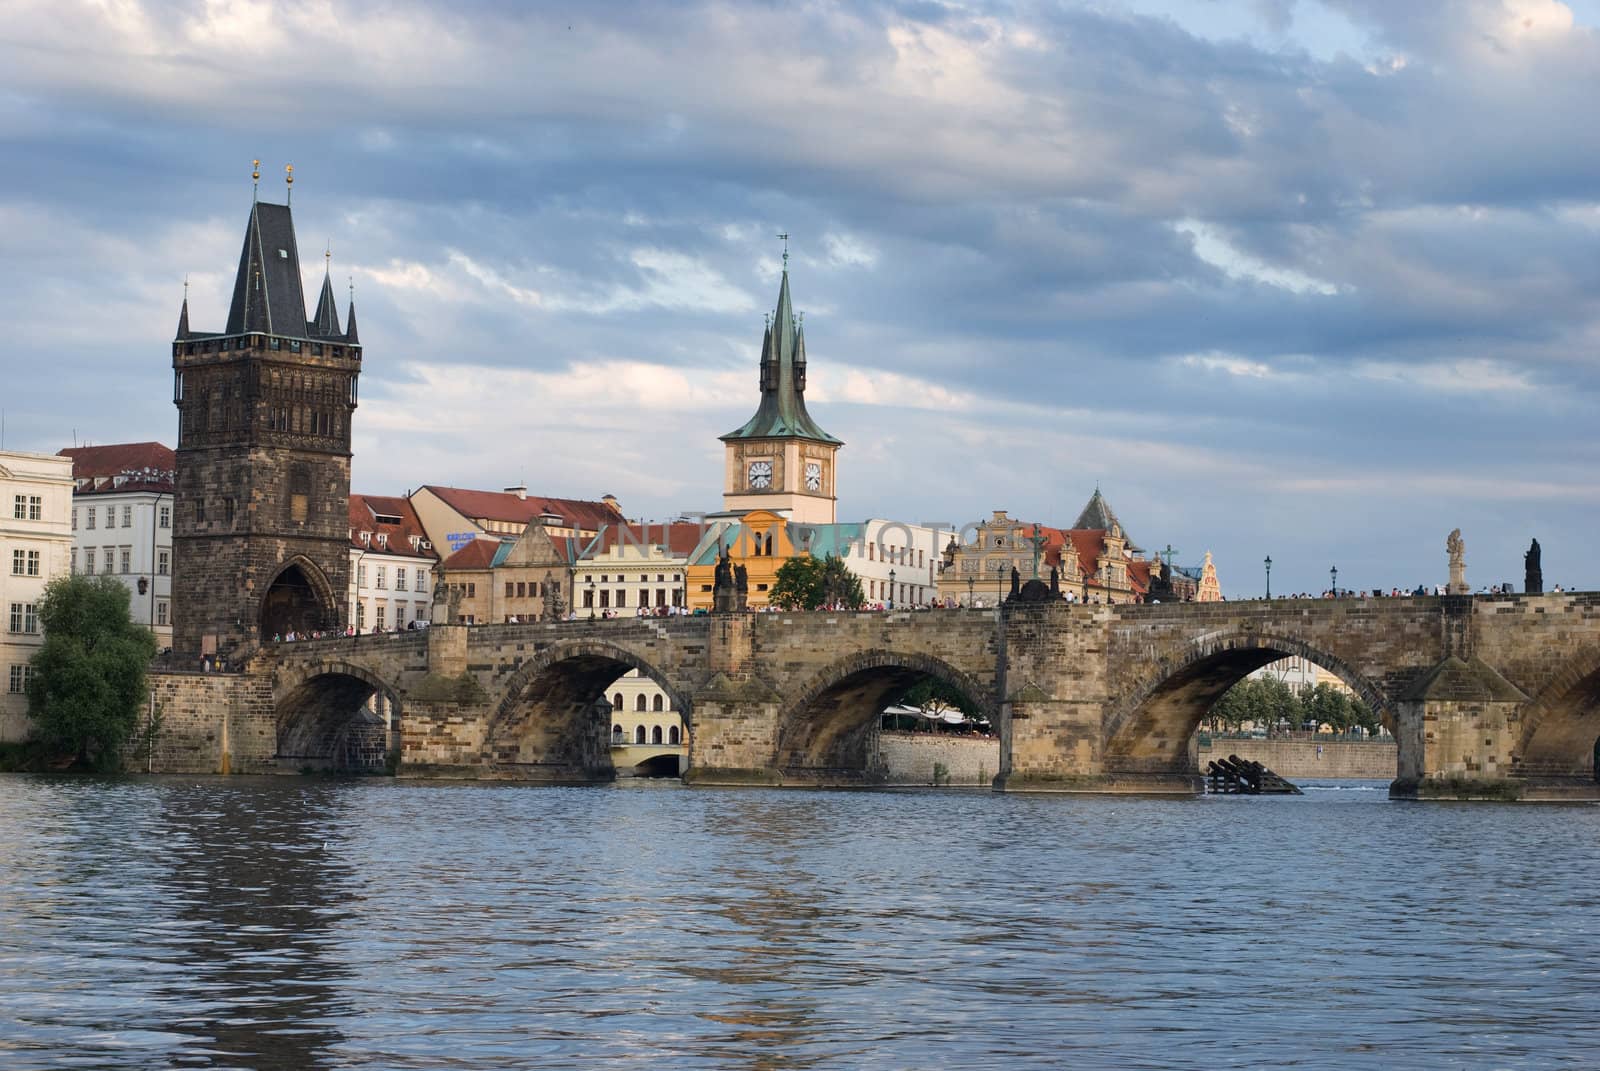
[
  {"x1": 439, "y1": 539, "x2": 498, "y2": 570},
  {"x1": 420, "y1": 485, "x2": 623, "y2": 533},
  {"x1": 594, "y1": 521, "x2": 704, "y2": 558},
  {"x1": 349, "y1": 493, "x2": 436, "y2": 560},
  {"x1": 59, "y1": 442, "x2": 175, "y2": 494}
]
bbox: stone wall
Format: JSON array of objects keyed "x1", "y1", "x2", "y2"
[
  {"x1": 879, "y1": 732, "x2": 999, "y2": 786},
  {"x1": 1198, "y1": 738, "x2": 1397, "y2": 780},
  {"x1": 144, "y1": 671, "x2": 275, "y2": 773}
]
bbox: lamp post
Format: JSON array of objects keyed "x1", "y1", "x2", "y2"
[
  {"x1": 587, "y1": 576, "x2": 596, "y2": 619},
  {"x1": 888, "y1": 568, "x2": 896, "y2": 610},
  {"x1": 1330, "y1": 564, "x2": 1338, "y2": 598},
  {"x1": 1264, "y1": 555, "x2": 1272, "y2": 600},
  {"x1": 996, "y1": 559, "x2": 1008, "y2": 604},
  {"x1": 967, "y1": 575, "x2": 975, "y2": 608}
]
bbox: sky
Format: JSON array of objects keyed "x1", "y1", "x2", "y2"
[{"x1": 2, "y1": 0, "x2": 1598, "y2": 597}]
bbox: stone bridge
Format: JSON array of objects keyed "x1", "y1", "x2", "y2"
[{"x1": 146, "y1": 592, "x2": 1600, "y2": 800}]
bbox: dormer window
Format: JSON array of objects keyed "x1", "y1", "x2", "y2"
[
  {"x1": 376, "y1": 533, "x2": 388, "y2": 548},
  {"x1": 360, "y1": 531, "x2": 371, "y2": 545}
]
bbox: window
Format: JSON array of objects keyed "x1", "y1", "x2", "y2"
[
  {"x1": 466, "y1": 583, "x2": 476, "y2": 598},
  {"x1": 584, "y1": 588, "x2": 595, "y2": 609},
  {"x1": 70, "y1": 549, "x2": 77, "y2": 574},
  {"x1": 652, "y1": 694, "x2": 663, "y2": 712},
  {"x1": 612, "y1": 693, "x2": 624, "y2": 711},
  {"x1": 158, "y1": 550, "x2": 169, "y2": 576},
  {"x1": 11, "y1": 495, "x2": 23, "y2": 520},
  {"x1": 669, "y1": 725, "x2": 680, "y2": 745},
  {"x1": 9, "y1": 603, "x2": 39, "y2": 634},
  {"x1": 635, "y1": 694, "x2": 647, "y2": 712},
  {"x1": 13, "y1": 495, "x2": 41, "y2": 521},
  {"x1": 375, "y1": 566, "x2": 387, "y2": 590},
  {"x1": 599, "y1": 590, "x2": 609, "y2": 609},
  {"x1": 357, "y1": 564, "x2": 367, "y2": 587},
  {"x1": 505, "y1": 581, "x2": 514, "y2": 598},
  {"x1": 635, "y1": 726, "x2": 646, "y2": 744},
  {"x1": 121, "y1": 505, "x2": 132, "y2": 528},
  {"x1": 71, "y1": 508, "x2": 77, "y2": 530},
  {"x1": 84, "y1": 548, "x2": 96, "y2": 573},
  {"x1": 12, "y1": 549, "x2": 40, "y2": 576},
  {"x1": 356, "y1": 602, "x2": 366, "y2": 629},
  {"x1": 86, "y1": 507, "x2": 96, "y2": 529},
  {"x1": 157, "y1": 601, "x2": 168, "y2": 626},
  {"x1": 158, "y1": 505, "x2": 170, "y2": 529},
  {"x1": 376, "y1": 604, "x2": 387, "y2": 630},
  {"x1": 396, "y1": 568, "x2": 407, "y2": 591},
  {"x1": 9, "y1": 664, "x2": 33, "y2": 693},
  {"x1": 415, "y1": 572, "x2": 426, "y2": 593},
  {"x1": 289, "y1": 465, "x2": 310, "y2": 524},
  {"x1": 515, "y1": 582, "x2": 526, "y2": 598},
  {"x1": 616, "y1": 590, "x2": 626, "y2": 608},
  {"x1": 651, "y1": 726, "x2": 663, "y2": 744},
  {"x1": 101, "y1": 550, "x2": 113, "y2": 574},
  {"x1": 119, "y1": 547, "x2": 131, "y2": 574}
]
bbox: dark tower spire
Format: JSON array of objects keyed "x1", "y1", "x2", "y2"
[
  {"x1": 345, "y1": 278, "x2": 359, "y2": 345},
  {"x1": 175, "y1": 278, "x2": 190, "y2": 340},
  {"x1": 225, "y1": 200, "x2": 310, "y2": 336},
  {"x1": 311, "y1": 248, "x2": 342, "y2": 338}
]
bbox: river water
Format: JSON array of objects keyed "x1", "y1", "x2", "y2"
[{"x1": 1, "y1": 776, "x2": 1597, "y2": 1070}]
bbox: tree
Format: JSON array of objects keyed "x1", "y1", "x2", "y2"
[
  {"x1": 27, "y1": 574, "x2": 158, "y2": 770},
  {"x1": 769, "y1": 554, "x2": 864, "y2": 611}
]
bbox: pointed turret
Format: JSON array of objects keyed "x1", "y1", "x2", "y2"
[
  {"x1": 720, "y1": 269, "x2": 840, "y2": 445},
  {"x1": 175, "y1": 295, "x2": 190, "y2": 340},
  {"x1": 344, "y1": 298, "x2": 359, "y2": 344},
  {"x1": 225, "y1": 201, "x2": 310, "y2": 336},
  {"x1": 310, "y1": 270, "x2": 342, "y2": 338}
]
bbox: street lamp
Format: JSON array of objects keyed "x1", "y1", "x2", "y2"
[
  {"x1": 967, "y1": 575, "x2": 975, "y2": 607},
  {"x1": 1264, "y1": 555, "x2": 1272, "y2": 600},
  {"x1": 888, "y1": 568, "x2": 896, "y2": 610},
  {"x1": 587, "y1": 576, "x2": 596, "y2": 619},
  {"x1": 1330, "y1": 564, "x2": 1338, "y2": 598}
]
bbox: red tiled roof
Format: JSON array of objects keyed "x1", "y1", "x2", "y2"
[
  {"x1": 595, "y1": 521, "x2": 704, "y2": 557},
  {"x1": 420, "y1": 485, "x2": 624, "y2": 533},
  {"x1": 440, "y1": 539, "x2": 498, "y2": 570},
  {"x1": 59, "y1": 442, "x2": 175, "y2": 494},
  {"x1": 349, "y1": 493, "x2": 437, "y2": 560}
]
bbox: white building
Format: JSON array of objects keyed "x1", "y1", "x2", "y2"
[
  {"x1": 570, "y1": 521, "x2": 700, "y2": 617},
  {"x1": 2, "y1": 450, "x2": 74, "y2": 741},
  {"x1": 58, "y1": 442, "x2": 175, "y2": 649},
  {"x1": 803, "y1": 519, "x2": 956, "y2": 607},
  {"x1": 348, "y1": 494, "x2": 438, "y2": 634}
]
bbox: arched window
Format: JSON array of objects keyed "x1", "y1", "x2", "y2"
[
  {"x1": 612, "y1": 725, "x2": 623, "y2": 740},
  {"x1": 669, "y1": 725, "x2": 680, "y2": 745},
  {"x1": 612, "y1": 693, "x2": 623, "y2": 711},
  {"x1": 652, "y1": 694, "x2": 664, "y2": 712},
  {"x1": 651, "y1": 726, "x2": 663, "y2": 744},
  {"x1": 635, "y1": 694, "x2": 648, "y2": 712},
  {"x1": 635, "y1": 726, "x2": 646, "y2": 744}
]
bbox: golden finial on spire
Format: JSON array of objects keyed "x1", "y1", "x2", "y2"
[
  {"x1": 325, "y1": 240, "x2": 332, "y2": 270},
  {"x1": 252, "y1": 159, "x2": 260, "y2": 201},
  {"x1": 285, "y1": 163, "x2": 294, "y2": 205}
]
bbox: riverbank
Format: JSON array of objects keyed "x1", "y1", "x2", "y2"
[{"x1": 1198, "y1": 737, "x2": 1397, "y2": 780}]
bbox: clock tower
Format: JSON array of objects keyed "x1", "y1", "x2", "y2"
[{"x1": 720, "y1": 264, "x2": 841, "y2": 523}]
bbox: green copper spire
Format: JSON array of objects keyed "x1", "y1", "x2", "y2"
[{"x1": 721, "y1": 268, "x2": 842, "y2": 445}]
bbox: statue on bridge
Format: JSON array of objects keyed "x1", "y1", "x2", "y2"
[
  {"x1": 1525, "y1": 539, "x2": 1542, "y2": 595},
  {"x1": 734, "y1": 563, "x2": 749, "y2": 612},
  {"x1": 713, "y1": 544, "x2": 737, "y2": 614},
  {"x1": 1447, "y1": 528, "x2": 1468, "y2": 595},
  {"x1": 543, "y1": 571, "x2": 566, "y2": 622}
]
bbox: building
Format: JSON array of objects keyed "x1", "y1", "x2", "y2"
[
  {"x1": 804, "y1": 519, "x2": 954, "y2": 607},
  {"x1": 1, "y1": 450, "x2": 73, "y2": 741},
  {"x1": 684, "y1": 511, "x2": 794, "y2": 610},
  {"x1": 434, "y1": 518, "x2": 575, "y2": 626},
  {"x1": 571, "y1": 521, "x2": 701, "y2": 617},
  {"x1": 58, "y1": 442, "x2": 175, "y2": 649},
  {"x1": 936, "y1": 491, "x2": 1219, "y2": 606},
  {"x1": 409, "y1": 484, "x2": 623, "y2": 562},
  {"x1": 171, "y1": 178, "x2": 361, "y2": 661},
  {"x1": 606, "y1": 668, "x2": 686, "y2": 777},
  {"x1": 348, "y1": 494, "x2": 438, "y2": 634},
  {"x1": 719, "y1": 263, "x2": 842, "y2": 524}
]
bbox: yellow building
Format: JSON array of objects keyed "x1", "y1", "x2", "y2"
[{"x1": 684, "y1": 511, "x2": 799, "y2": 611}]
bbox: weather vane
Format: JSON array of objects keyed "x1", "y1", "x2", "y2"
[
  {"x1": 251, "y1": 158, "x2": 260, "y2": 200},
  {"x1": 285, "y1": 163, "x2": 293, "y2": 205},
  {"x1": 777, "y1": 232, "x2": 789, "y2": 269}
]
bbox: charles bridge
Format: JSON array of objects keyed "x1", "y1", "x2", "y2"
[{"x1": 146, "y1": 590, "x2": 1600, "y2": 800}]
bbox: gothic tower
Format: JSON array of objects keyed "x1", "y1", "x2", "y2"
[
  {"x1": 720, "y1": 264, "x2": 842, "y2": 523},
  {"x1": 170, "y1": 179, "x2": 360, "y2": 660}
]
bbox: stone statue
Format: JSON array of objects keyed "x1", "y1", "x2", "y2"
[
  {"x1": 713, "y1": 544, "x2": 736, "y2": 614},
  {"x1": 543, "y1": 571, "x2": 566, "y2": 621},
  {"x1": 1009, "y1": 565, "x2": 1021, "y2": 598},
  {"x1": 1049, "y1": 565, "x2": 1060, "y2": 596},
  {"x1": 1525, "y1": 539, "x2": 1542, "y2": 595},
  {"x1": 1446, "y1": 529, "x2": 1468, "y2": 595},
  {"x1": 734, "y1": 563, "x2": 749, "y2": 612},
  {"x1": 445, "y1": 584, "x2": 463, "y2": 625}
]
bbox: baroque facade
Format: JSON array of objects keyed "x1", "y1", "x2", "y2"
[{"x1": 0, "y1": 450, "x2": 73, "y2": 741}]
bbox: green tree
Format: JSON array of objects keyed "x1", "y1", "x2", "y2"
[
  {"x1": 769, "y1": 554, "x2": 864, "y2": 611},
  {"x1": 27, "y1": 574, "x2": 158, "y2": 770}
]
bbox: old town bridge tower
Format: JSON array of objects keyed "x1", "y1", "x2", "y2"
[{"x1": 170, "y1": 175, "x2": 360, "y2": 661}]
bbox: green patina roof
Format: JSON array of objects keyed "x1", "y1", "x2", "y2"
[{"x1": 720, "y1": 271, "x2": 842, "y2": 445}]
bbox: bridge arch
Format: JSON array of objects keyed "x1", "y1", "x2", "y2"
[
  {"x1": 1104, "y1": 629, "x2": 1395, "y2": 775},
  {"x1": 259, "y1": 555, "x2": 341, "y2": 642},
  {"x1": 274, "y1": 658, "x2": 400, "y2": 771},
  {"x1": 1516, "y1": 645, "x2": 1600, "y2": 780},
  {"x1": 486, "y1": 639, "x2": 688, "y2": 777},
  {"x1": 776, "y1": 649, "x2": 998, "y2": 784}
]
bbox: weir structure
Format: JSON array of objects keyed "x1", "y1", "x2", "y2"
[{"x1": 145, "y1": 591, "x2": 1600, "y2": 801}]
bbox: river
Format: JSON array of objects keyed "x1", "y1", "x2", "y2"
[{"x1": 1, "y1": 775, "x2": 1597, "y2": 1069}]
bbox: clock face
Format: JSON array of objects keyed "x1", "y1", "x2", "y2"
[
  {"x1": 804, "y1": 462, "x2": 822, "y2": 491},
  {"x1": 747, "y1": 460, "x2": 773, "y2": 489}
]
